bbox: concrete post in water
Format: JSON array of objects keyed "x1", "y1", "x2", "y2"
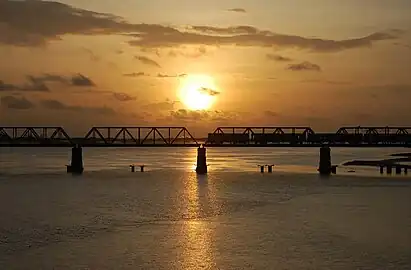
[
  {"x1": 404, "y1": 167, "x2": 408, "y2": 175},
  {"x1": 267, "y1": 165, "x2": 274, "y2": 173},
  {"x1": 130, "y1": 165, "x2": 135, "y2": 172},
  {"x1": 318, "y1": 145, "x2": 332, "y2": 175},
  {"x1": 260, "y1": 165, "x2": 265, "y2": 173},
  {"x1": 67, "y1": 144, "x2": 84, "y2": 174},
  {"x1": 196, "y1": 145, "x2": 207, "y2": 174},
  {"x1": 140, "y1": 165, "x2": 145, "y2": 172},
  {"x1": 380, "y1": 166, "x2": 384, "y2": 174},
  {"x1": 395, "y1": 166, "x2": 402, "y2": 175}
]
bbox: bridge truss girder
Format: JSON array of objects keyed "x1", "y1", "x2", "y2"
[
  {"x1": 211, "y1": 127, "x2": 315, "y2": 135},
  {"x1": 336, "y1": 126, "x2": 411, "y2": 135},
  {"x1": 0, "y1": 127, "x2": 71, "y2": 143},
  {"x1": 83, "y1": 127, "x2": 199, "y2": 145}
]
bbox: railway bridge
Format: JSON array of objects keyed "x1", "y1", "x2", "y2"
[{"x1": 1, "y1": 126, "x2": 410, "y2": 175}]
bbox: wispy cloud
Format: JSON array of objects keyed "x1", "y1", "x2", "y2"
[
  {"x1": 82, "y1": 47, "x2": 100, "y2": 62},
  {"x1": 266, "y1": 54, "x2": 293, "y2": 62},
  {"x1": 113, "y1": 92, "x2": 137, "y2": 102},
  {"x1": 142, "y1": 100, "x2": 178, "y2": 111},
  {"x1": 287, "y1": 61, "x2": 322, "y2": 72},
  {"x1": 1, "y1": 96, "x2": 35, "y2": 110},
  {"x1": 157, "y1": 73, "x2": 187, "y2": 78},
  {"x1": 29, "y1": 73, "x2": 96, "y2": 87},
  {"x1": 123, "y1": 72, "x2": 147, "y2": 77},
  {"x1": 135, "y1": 56, "x2": 161, "y2": 68},
  {"x1": 41, "y1": 99, "x2": 116, "y2": 115},
  {"x1": 0, "y1": 78, "x2": 49, "y2": 92},
  {"x1": 168, "y1": 47, "x2": 207, "y2": 58},
  {"x1": 70, "y1": 74, "x2": 95, "y2": 86},
  {"x1": 227, "y1": 8, "x2": 247, "y2": 13},
  {"x1": 198, "y1": 87, "x2": 220, "y2": 96}
]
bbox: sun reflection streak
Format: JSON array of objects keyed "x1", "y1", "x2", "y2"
[{"x1": 177, "y1": 173, "x2": 217, "y2": 269}]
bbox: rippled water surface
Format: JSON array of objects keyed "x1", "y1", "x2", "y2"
[{"x1": 0, "y1": 148, "x2": 410, "y2": 269}]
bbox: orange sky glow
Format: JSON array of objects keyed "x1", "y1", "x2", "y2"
[{"x1": 0, "y1": 0, "x2": 411, "y2": 135}]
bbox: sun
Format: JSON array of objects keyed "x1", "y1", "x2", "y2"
[{"x1": 178, "y1": 74, "x2": 218, "y2": 110}]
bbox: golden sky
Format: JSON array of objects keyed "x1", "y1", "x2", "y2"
[{"x1": 0, "y1": 0, "x2": 411, "y2": 135}]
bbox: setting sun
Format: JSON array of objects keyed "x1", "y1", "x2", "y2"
[{"x1": 179, "y1": 74, "x2": 218, "y2": 110}]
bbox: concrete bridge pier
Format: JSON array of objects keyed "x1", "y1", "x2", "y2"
[
  {"x1": 386, "y1": 165, "x2": 393, "y2": 174},
  {"x1": 67, "y1": 145, "x2": 84, "y2": 174},
  {"x1": 318, "y1": 145, "x2": 332, "y2": 175},
  {"x1": 196, "y1": 145, "x2": 207, "y2": 175}
]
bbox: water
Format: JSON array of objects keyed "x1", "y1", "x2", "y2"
[
  {"x1": 0, "y1": 148, "x2": 410, "y2": 269},
  {"x1": 1, "y1": 147, "x2": 409, "y2": 176}
]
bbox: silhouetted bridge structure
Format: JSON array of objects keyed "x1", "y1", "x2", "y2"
[{"x1": 1, "y1": 126, "x2": 411, "y2": 147}]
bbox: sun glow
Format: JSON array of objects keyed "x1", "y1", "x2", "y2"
[{"x1": 179, "y1": 74, "x2": 218, "y2": 110}]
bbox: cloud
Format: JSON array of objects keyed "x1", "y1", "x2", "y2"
[
  {"x1": 266, "y1": 54, "x2": 293, "y2": 62},
  {"x1": 0, "y1": 78, "x2": 49, "y2": 92},
  {"x1": 393, "y1": 42, "x2": 411, "y2": 49},
  {"x1": 0, "y1": 0, "x2": 400, "y2": 52},
  {"x1": 123, "y1": 72, "x2": 147, "y2": 77},
  {"x1": 82, "y1": 47, "x2": 100, "y2": 62},
  {"x1": 129, "y1": 27, "x2": 401, "y2": 52},
  {"x1": 41, "y1": 99, "x2": 116, "y2": 115},
  {"x1": 227, "y1": 8, "x2": 247, "y2": 13},
  {"x1": 135, "y1": 56, "x2": 161, "y2": 68},
  {"x1": 142, "y1": 100, "x2": 177, "y2": 111},
  {"x1": 71, "y1": 74, "x2": 95, "y2": 86},
  {"x1": 26, "y1": 73, "x2": 96, "y2": 87},
  {"x1": 198, "y1": 87, "x2": 220, "y2": 96},
  {"x1": 0, "y1": 0, "x2": 177, "y2": 47},
  {"x1": 168, "y1": 47, "x2": 207, "y2": 58},
  {"x1": 113, "y1": 92, "x2": 137, "y2": 102},
  {"x1": 1, "y1": 95, "x2": 34, "y2": 109},
  {"x1": 300, "y1": 79, "x2": 351, "y2": 85},
  {"x1": 264, "y1": 111, "x2": 279, "y2": 117},
  {"x1": 286, "y1": 61, "x2": 322, "y2": 71},
  {"x1": 157, "y1": 73, "x2": 187, "y2": 78},
  {"x1": 169, "y1": 109, "x2": 238, "y2": 123}
]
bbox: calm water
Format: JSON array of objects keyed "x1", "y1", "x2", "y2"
[{"x1": 0, "y1": 148, "x2": 410, "y2": 269}]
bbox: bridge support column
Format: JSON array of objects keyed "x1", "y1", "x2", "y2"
[
  {"x1": 386, "y1": 165, "x2": 392, "y2": 174},
  {"x1": 67, "y1": 145, "x2": 84, "y2": 174},
  {"x1": 395, "y1": 166, "x2": 402, "y2": 175},
  {"x1": 318, "y1": 145, "x2": 332, "y2": 175},
  {"x1": 196, "y1": 145, "x2": 207, "y2": 174},
  {"x1": 404, "y1": 167, "x2": 408, "y2": 175}
]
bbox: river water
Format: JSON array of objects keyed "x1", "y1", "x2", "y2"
[{"x1": 0, "y1": 147, "x2": 410, "y2": 269}]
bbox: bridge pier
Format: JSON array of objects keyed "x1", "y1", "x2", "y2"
[
  {"x1": 67, "y1": 145, "x2": 84, "y2": 174},
  {"x1": 196, "y1": 145, "x2": 207, "y2": 174},
  {"x1": 318, "y1": 145, "x2": 332, "y2": 175}
]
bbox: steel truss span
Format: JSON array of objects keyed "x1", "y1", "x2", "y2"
[{"x1": 0, "y1": 126, "x2": 411, "y2": 147}]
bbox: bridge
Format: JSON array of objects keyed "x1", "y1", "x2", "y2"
[{"x1": 1, "y1": 126, "x2": 411, "y2": 147}]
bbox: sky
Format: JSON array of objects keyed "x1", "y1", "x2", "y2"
[{"x1": 0, "y1": 0, "x2": 411, "y2": 135}]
